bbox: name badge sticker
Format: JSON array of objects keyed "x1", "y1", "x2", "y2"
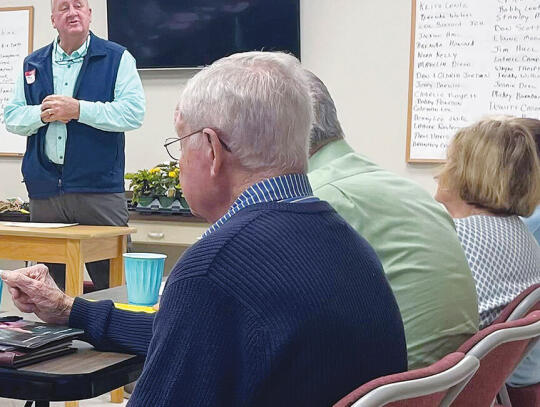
[{"x1": 24, "y1": 69, "x2": 36, "y2": 85}]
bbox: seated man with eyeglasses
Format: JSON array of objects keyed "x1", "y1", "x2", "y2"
[{"x1": 2, "y1": 52, "x2": 406, "y2": 406}]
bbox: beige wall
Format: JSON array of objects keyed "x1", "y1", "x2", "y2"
[{"x1": 0, "y1": 0, "x2": 438, "y2": 201}]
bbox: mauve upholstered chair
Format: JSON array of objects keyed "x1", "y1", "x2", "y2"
[
  {"x1": 332, "y1": 352, "x2": 479, "y2": 407},
  {"x1": 451, "y1": 311, "x2": 540, "y2": 407},
  {"x1": 495, "y1": 285, "x2": 540, "y2": 407},
  {"x1": 493, "y1": 284, "x2": 540, "y2": 325}
]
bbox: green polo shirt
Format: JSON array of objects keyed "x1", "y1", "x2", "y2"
[{"x1": 308, "y1": 140, "x2": 479, "y2": 369}]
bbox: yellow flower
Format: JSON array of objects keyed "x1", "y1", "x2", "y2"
[
  {"x1": 149, "y1": 167, "x2": 161, "y2": 174},
  {"x1": 168, "y1": 171, "x2": 177, "y2": 178}
]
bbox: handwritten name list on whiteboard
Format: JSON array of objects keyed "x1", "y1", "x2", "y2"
[
  {"x1": 407, "y1": 0, "x2": 540, "y2": 162},
  {"x1": 0, "y1": 7, "x2": 33, "y2": 156}
]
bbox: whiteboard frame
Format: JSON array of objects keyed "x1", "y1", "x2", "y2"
[
  {"x1": 406, "y1": 0, "x2": 445, "y2": 164},
  {"x1": 0, "y1": 6, "x2": 34, "y2": 158}
]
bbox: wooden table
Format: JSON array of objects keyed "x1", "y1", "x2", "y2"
[
  {"x1": 0, "y1": 225, "x2": 136, "y2": 297},
  {"x1": 0, "y1": 224, "x2": 136, "y2": 406}
]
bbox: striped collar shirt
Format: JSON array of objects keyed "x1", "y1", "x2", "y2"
[{"x1": 202, "y1": 173, "x2": 318, "y2": 238}]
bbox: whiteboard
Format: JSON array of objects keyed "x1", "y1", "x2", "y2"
[
  {"x1": 0, "y1": 7, "x2": 34, "y2": 157},
  {"x1": 406, "y1": 0, "x2": 540, "y2": 162}
]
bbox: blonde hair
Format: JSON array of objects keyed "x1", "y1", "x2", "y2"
[
  {"x1": 438, "y1": 117, "x2": 540, "y2": 217},
  {"x1": 520, "y1": 117, "x2": 540, "y2": 156}
]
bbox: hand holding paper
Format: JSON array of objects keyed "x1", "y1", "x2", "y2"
[{"x1": 0, "y1": 264, "x2": 74, "y2": 325}]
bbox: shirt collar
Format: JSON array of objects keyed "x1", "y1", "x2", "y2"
[
  {"x1": 308, "y1": 139, "x2": 354, "y2": 172},
  {"x1": 202, "y1": 173, "x2": 314, "y2": 238},
  {"x1": 54, "y1": 35, "x2": 90, "y2": 62}
]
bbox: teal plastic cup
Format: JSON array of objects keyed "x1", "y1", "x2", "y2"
[{"x1": 124, "y1": 253, "x2": 167, "y2": 306}]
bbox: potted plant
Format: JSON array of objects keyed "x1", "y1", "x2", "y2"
[
  {"x1": 125, "y1": 161, "x2": 186, "y2": 209},
  {"x1": 156, "y1": 162, "x2": 180, "y2": 208}
]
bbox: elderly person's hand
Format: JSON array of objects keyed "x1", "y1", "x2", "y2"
[
  {"x1": 0, "y1": 264, "x2": 74, "y2": 325},
  {"x1": 41, "y1": 95, "x2": 80, "y2": 124}
]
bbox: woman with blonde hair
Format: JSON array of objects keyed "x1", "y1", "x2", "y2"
[{"x1": 435, "y1": 116, "x2": 540, "y2": 387}]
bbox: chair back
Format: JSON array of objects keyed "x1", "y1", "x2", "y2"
[
  {"x1": 333, "y1": 353, "x2": 479, "y2": 407},
  {"x1": 502, "y1": 286, "x2": 540, "y2": 407},
  {"x1": 488, "y1": 284, "x2": 540, "y2": 407},
  {"x1": 493, "y1": 284, "x2": 540, "y2": 324},
  {"x1": 507, "y1": 385, "x2": 540, "y2": 407},
  {"x1": 451, "y1": 311, "x2": 540, "y2": 407}
]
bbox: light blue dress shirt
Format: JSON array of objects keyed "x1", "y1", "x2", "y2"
[
  {"x1": 522, "y1": 205, "x2": 540, "y2": 244},
  {"x1": 4, "y1": 36, "x2": 145, "y2": 164}
]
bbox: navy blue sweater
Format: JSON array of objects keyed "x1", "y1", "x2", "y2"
[{"x1": 70, "y1": 201, "x2": 406, "y2": 406}]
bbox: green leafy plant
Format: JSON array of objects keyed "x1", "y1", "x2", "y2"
[{"x1": 125, "y1": 161, "x2": 183, "y2": 206}]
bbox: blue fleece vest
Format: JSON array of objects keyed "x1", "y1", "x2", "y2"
[{"x1": 22, "y1": 33, "x2": 126, "y2": 199}]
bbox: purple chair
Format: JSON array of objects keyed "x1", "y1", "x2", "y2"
[
  {"x1": 494, "y1": 285, "x2": 540, "y2": 407},
  {"x1": 492, "y1": 284, "x2": 540, "y2": 325},
  {"x1": 451, "y1": 311, "x2": 540, "y2": 407},
  {"x1": 507, "y1": 385, "x2": 540, "y2": 407},
  {"x1": 332, "y1": 352, "x2": 479, "y2": 407}
]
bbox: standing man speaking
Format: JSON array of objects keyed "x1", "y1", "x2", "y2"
[{"x1": 3, "y1": 0, "x2": 145, "y2": 290}]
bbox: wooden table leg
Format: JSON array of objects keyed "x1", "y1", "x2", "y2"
[
  {"x1": 109, "y1": 235, "x2": 126, "y2": 288},
  {"x1": 110, "y1": 387, "x2": 124, "y2": 403},
  {"x1": 65, "y1": 240, "x2": 84, "y2": 297}
]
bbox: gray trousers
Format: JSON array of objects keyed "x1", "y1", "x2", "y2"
[{"x1": 30, "y1": 193, "x2": 129, "y2": 291}]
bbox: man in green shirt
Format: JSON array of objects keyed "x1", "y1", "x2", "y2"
[{"x1": 306, "y1": 71, "x2": 478, "y2": 369}]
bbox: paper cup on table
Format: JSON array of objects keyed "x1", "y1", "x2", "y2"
[{"x1": 123, "y1": 253, "x2": 167, "y2": 306}]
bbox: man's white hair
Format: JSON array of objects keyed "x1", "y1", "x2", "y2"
[
  {"x1": 51, "y1": 0, "x2": 90, "y2": 11},
  {"x1": 178, "y1": 51, "x2": 313, "y2": 173}
]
